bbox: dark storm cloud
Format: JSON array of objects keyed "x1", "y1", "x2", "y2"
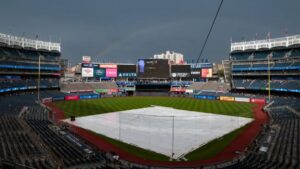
[{"x1": 0, "y1": 0, "x2": 299, "y2": 64}]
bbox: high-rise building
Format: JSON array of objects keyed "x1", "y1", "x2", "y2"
[{"x1": 153, "y1": 51, "x2": 184, "y2": 64}]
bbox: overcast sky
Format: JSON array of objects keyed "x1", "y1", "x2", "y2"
[{"x1": 0, "y1": 0, "x2": 299, "y2": 64}]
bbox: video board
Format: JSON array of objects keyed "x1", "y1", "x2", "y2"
[
  {"x1": 171, "y1": 65, "x2": 191, "y2": 77},
  {"x1": 137, "y1": 59, "x2": 170, "y2": 78},
  {"x1": 117, "y1": 65, "x2": 137, "y2": 77},
  {"x1": 201, "y1": 68, "x2": 213, "y2": 78}
]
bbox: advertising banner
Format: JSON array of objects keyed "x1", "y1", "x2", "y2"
[
  {"x1": 194, "y1": 95, "x2": 216, "y2": 100},
  {"x1": 82, "y1": 56, "x2": 91, "y2": 63},
  {"x1": 118, "y1": 72, "x2": 137, "y2": 77},
  {"x1": 185, "y1": 89, "x2": 193, "y2": 93},
  {"x1": 220, "y1": 96, "x2": 235, "y2": 101},
  {"x1": 201, "y1": 68, "x2": 213, "y2": 78},
  {"x1": 170, "y1": 87, "x2": 186, "y2": 92},
  {"x1": 65, "y1": 95, "x2": 79, "y2": 101},
  {"x1": 235, "y1": 97, "x2": 250, "y2": 102},
  {"x1": 82, "y1": 68, "x2": 94, "y2": 77},
  {"x1": 94, "y1": 68, "x2": 106, "y2": 77},
  {"x1": 100, "y1": 64, "x2": 117, "y2": 69},
  {"x1": 106, "y1": 68, "x2": 117, "y2": 78},
  {"x1": 110, "y1": 88, "x2": 119, "y2": 93},
  {"x1": 79, "y1": 94, "x2": 100, "y2": 99},
  {"x1": 171, "y1": 73, "x2": 190, "y2": 78},
  {"x1": 95, "y1": 89, "x2": 108, "y2": 93},
  {"x1": 250, "y1": 98, "x2": 266, "y2": 104}
]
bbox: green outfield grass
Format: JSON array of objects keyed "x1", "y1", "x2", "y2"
[
  {"x1": 54, "y1": 96, "x2": 254, "y2": 118},
  {"x1": 53, "y1": 96, "x2": 254, "y2": 162}
]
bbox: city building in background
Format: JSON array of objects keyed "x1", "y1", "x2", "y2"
[{"x1": 153, "y1": 51, "x2": 184, "y2": 64}]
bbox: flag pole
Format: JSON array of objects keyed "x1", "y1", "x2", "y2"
[
  {"x1": 38, "y1": 55, "x2": 41, "y2": 101},
  {"x1": 268, "y1": 55, "x2": 271, "y2": 102}
]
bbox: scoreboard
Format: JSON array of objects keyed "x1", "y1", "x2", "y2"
[
  {"x1": 137, "y1": 59, "x2": 170, "y2": 79},
  {"x1": 171, "y1": 65, "x2": 191, "y2": 77}
]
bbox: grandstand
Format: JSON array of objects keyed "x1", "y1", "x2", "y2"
[
  {"x1": 0, "y1": 33, "x2": 61, "y2": 95},
  {"x1": 230, "y1": 34, "x2": 300, "y2": 94},
  {"x1": 0, "y1": 27, "x2": 300, "y2": 169}
]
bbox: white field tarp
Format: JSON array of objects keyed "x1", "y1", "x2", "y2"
[{"x1": 64, "y1": 106, "x2": 252, "y2": 159}]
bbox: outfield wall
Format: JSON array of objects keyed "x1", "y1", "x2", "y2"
[
  {"x1": 42, "y1": 93, "x2": 101, "y2": 103},
  {"x1": 194, "y1": 94, "x2": 266, "y2": 104}
]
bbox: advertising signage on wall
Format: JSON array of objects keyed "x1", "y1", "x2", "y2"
[
  {"x1": 201, "y1": 68, "x2": 213, "y2": 78},
  {"x1": 171, "y1": 73, "x2": 190, "y2": 77},
  {"x1": 82, "y1": 63, "x2": 99, "y2": 68},
  {"x1": 100, "y1": 64, "x2": 117, "y2": 69},
  {"x1": 118, "y1": 72, "x2": 137, "y2": 77},
  {"x1": 191, "y1": 63, "x2": 213, "y2": 69},
  {"x1": 94, "y1": 68, "x2": 106, "y2": 77},
  {"x1": 106, "y1": 68, "x2": 117, "y2": 78},
  {"x1": 82, "y1": 68, "x2": 94, "y2": 77}
]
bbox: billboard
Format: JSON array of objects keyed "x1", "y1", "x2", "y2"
[
  {"x1": 118, "y1": 72, "x2": 137, "y2": 77},
  {"x1": 137, "y1": 59, "x2": 170, "y2": 78},
  {"x1": 117, "y1": 65, "x2": 136, "y2": 72},
  {"x1": 82, "y1": 56, "x2": 91, "y2": 63},
  {"x1": 220, "y1": 96, "x2": 235, "y2": 101},
  {"x1": 65, "y1": 95, "x2": 79, "y2": 101},
  {"x1": 94, "y1": 68, "x2": 106, "y2": 77},
  {"x1": 201, "y1": 68, "x2": 212, "y2": 78},
  {"x1": 235, "y1": 97, "x2": 250, "y2": 102},
  {"x1": 82, "y1": 68, "x2": 94, "y2": 77},
  {"x1": 106, "y1": 68, "x2": 117, "y2": 78},
  {"x1": 171, "y1": 65, "x2": 191, "y2": 78},
  {"x1": 100, "y1": 64, "x2": 117, "y2": 69},
  {"x1": 250, "y1": 98, "x2": 266, "y2": 104},
  {"x1": 117, "y1": 65, "x2": 137, "y2": 77}
]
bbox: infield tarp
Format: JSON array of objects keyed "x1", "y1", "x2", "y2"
[{"x1": 64, "y1": 106, "x2": 252, "y2": 159}]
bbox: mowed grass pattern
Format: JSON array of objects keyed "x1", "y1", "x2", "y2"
[{"x1": 54, "y1": 96, "x2": 254, "y2": 118}]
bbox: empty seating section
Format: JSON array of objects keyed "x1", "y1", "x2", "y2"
[
  {"x1": 223, "y1": 97, "x2": 300, "y2": 169},
  {"x1": 290, "y1": 49, "x2": 300, "y2": 57},
  {"x1": 272, "y1": 50, "x2": 287, "y2": 58},
  {"x1": 60, "y1": 82, "x2": 118, "y2": 91},
  {"x1": 273, "y1": 62, "x2": 292, "y2": 67},
  {"x1": 0, "y1": 117, "x2": 54, "y2": 169},
  {"x1": 291, "y1": 62, "x2": 300, "y2": 66},
  {"x1": 253, "y1": 51, "x2": 269, "y2": 59},
  {"x1": 0, "y1": 61, "x2": 60, "y2": 70},
  {"x1": 233, "y1": 79, "x2": 300, "y2": 91},
  {"x1": 231, "y1": 52, "x2": 251, "y2": 60},
  {"x1": 26, "y1": 120, "x2": 104, "y2": 168},
  {"x1": 187, "y1": 81, "x2": 230, "y2": 92},
  {"x1": 231, "y1": 48, "x2": 300, "y2": 61},
  {"x1": 0, "y1": 78, "x2": 59, "y2": 92},
  {"x1": 252, "y1": 63, "x2": 268, "y2": 68},
  {"x1": 0, "y1": 46, "x2": 60, "y2": 61},
  {"x1": 232, "y1": 64, "x2": 250, "y2": 69}
]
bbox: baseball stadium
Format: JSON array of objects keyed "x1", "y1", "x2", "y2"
[{"x1": 0, "y1": 1, "x2": 299, "y2": 169}]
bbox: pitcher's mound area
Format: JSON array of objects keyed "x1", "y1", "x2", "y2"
[{"x1": 64, "y1": 106, "x2": 252, "y2": 159}]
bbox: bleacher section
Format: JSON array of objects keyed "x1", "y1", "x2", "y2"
[
  {"x1": 223, "y1": 97, "x2": 300, "y2": 169},
  {"x1": 0, "y1": 116, "x2": 55, "y2": 169},
  {"x1": 233, "y1": 79, "x2": 300, "y2": 92},
  {"x1": 230, "y1": 36, "x2": 300, "y2": 94},
  {"x1": 0, "y1": 79, "x2": 59, "y2": 93},
  {"x1": 187, "y1": 81, "x2": 230, "y2": 92},
  {"x1": 60, "y1": 82, "x2": 118, "y2": 92}
]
